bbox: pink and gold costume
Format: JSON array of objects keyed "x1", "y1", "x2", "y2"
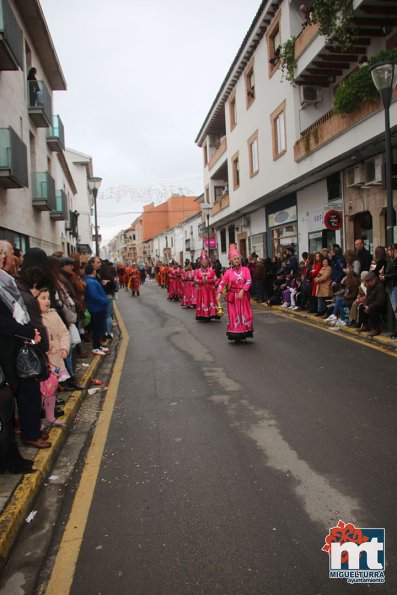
[
  {"x1": 217, "y1": 245, "x2": 253, "y2": 341},
  {"x1": 181, "y1": 269, "x2": 196, "y2": 308},
  {"x1": 195, "y1": 265, "x2": 218, "y2": 321}
]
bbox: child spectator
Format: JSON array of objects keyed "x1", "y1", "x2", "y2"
[{"x1": 37, "y1": 289, "x2": 70, "y2": 428}]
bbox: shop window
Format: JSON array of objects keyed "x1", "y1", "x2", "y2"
[
  {"x1": 228, "y1": 224, "x2": 236, "y2": 245},
  {"x1": 248, "y1": 131, "x2": 259, "y2": 177},
  {"x1": 245, "y1": 60, "x2": 255, "y2": 108},
  {"x1": 229, "y1": 93, "x2": 237, "y2": 130},
  {"x1": 271, "y1": 101, "x2": 286, "y2": 160},
  {"x1": 271, "y1": 223, "x2": 297, "y2": 257},
  {"x1": 231, "y1": 152, "x2": 240, "y2": 189},
  {"x1": 220, "y1": 228, "x2": 227, "y2": 253}
]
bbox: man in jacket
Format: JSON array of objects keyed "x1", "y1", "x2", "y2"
[
  {"x1": 331, "y1": 244, "x2": 347, "y2": 289},
  {"x1": 84, "y1": 264, "x2": 108, "y2": 356},
  {"x1": 354, "y1": 239, "x2": 372, "y2": 273},
  {"x1": 357, "y1": 271, "x2": 387, "y2": 337}
]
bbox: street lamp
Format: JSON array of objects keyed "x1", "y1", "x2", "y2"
[
  {"x1": 370, "y1": 60, "x2": 397, "y2": 334},
  {"x1": 88, "y1": 176, "x2": 102, "y2": 256},
  {"x1": 369, "y1": 60, "x2": 397, "y2": 246},
  {"x1": 202, "y1": 202, "x2": 211, "y2": 256}
]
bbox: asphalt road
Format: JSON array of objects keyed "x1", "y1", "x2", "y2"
[{"x1": 69, "y1": 281, "x2": 397, "y2": 595}]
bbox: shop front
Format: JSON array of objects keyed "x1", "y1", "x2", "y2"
[{"x1": 266, "y1": 194, "x2": 298, "y2": 257}]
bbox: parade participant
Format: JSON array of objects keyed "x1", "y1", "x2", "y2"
[
  {"x1": 128, "y1": 263, "x2": 140, "y2": 297},
  {"x1": 160, "y1": 263, "x2": 169, "y2": 289},
  {"x1": 195, "y1": 250, "x2": 219, "y2": 321},
  {"x1": 181, "y1": 261, "x2": 196, "y2": 308},
  {"x1": 217, "y1": 244, "x2": 253, "y2": 342},
  {"x1": 167, "y1": 262, "x2": 182, "y2": 301},
  {"x1": 124, "y1": 264, "x2": 132, "y2": 292},
  {"x1": 155, "y1": 262, "x2": 162, "y2": 286}
]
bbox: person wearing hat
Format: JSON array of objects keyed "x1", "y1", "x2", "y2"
[
  {"x1": 216, "y1": 244, "x2": 253, "y2": 342},
  {"x1": 194, "y1": 250, "x2": 218, "y2": 322},
  {"x1": 357, "y1": 271, "x2": 387, "y2": 337}
]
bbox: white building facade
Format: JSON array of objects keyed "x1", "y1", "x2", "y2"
[
  {"x1": 196, "y1": 0, "x2": 397, "y2": 266},
  {"x1": 0, "y1": 0, "x2": 95, "y2": 255}
]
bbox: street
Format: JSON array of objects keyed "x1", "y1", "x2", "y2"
[{"x1": 4, "y1": 280, "x2": 397, "y2": 594}]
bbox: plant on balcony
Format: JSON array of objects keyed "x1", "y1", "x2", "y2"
[
  {"x1": 310, "y1": 0, "x2": 356, "y2": 52},
  {"x1": 280, "y1": 36, "x2": 297, "y2": 83},
  {"x1": 333, "y1": 48, "x2": 397, "y2": 114}
]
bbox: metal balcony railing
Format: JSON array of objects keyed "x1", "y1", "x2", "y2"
[
  {"x1": 0, "y1": 126, "x2": 28, "y2": 188},
  {"x1": 47, "y1": 115, "x2": 65, "y2": 151},
  {"x1": 28, "y1": 79, "x2": 52, "y2": 127},
  {"x1": 31, "y1": 171, "x2": 56, "y2": 211},
  {"x1": 50, "y1": 189, "x2": 68, "y2": 220},
  {"x1": 0, "y1": 0, "x2": 23, "y2": 70}
]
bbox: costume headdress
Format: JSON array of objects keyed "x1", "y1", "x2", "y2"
[
  {"x1": 200, "y1": 250, "x2": 209, "y2": 261},
  {"x1": 228, "y1": 244, "x2": 240, "y2": 260}
]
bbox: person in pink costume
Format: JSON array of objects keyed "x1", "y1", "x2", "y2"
[
  {"x1": 217, "y1": 244, "x2": 254, "y2": 342},
  {"x1": 181, "y1": 262, "x2": 196, "y2": 308},
  {"x1": 167, "y1": 262, "x2": 182, "y2": 301},
  {"x1": 195, "y1": 251, "x2": 219, "y2": 321}
]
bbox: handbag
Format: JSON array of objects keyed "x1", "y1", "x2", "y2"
[
  {"x1": 0, "y1": 364, "x2": 6, "y2": 388},
  {"x1": 69, "y1": 323, "x2": 81, "y2": 347},
  {"x1": 225, "y1": 291, "x2": 234, "y2": 303},
  {"x1": 16, "y1": 341, "x2": 49, "y2": 382}
]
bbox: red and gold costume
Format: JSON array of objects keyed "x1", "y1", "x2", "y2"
[{"x1": 128, "y1": 265, "x2": 140, "y2": 296}]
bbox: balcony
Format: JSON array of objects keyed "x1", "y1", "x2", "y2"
[
  {"x1": 31, "y1": 172, "x2": 56, "y2": 211},
  {"x1": 208, "y1": 138, "x2": 227, "y2": 171},
  {"x1": 28, "y1": 80, "x2": 52, "y2": 127},
  {"x1": 0, "y1": 126, "x2": 28, "y2": 188},
  {"x1": 211, "y1": 193, "x2": 229, "y2": 216},
  {"x1": 293, "y1": 91, "x2": 397, "y2": 161},
  {"x1": 50, "y1": 189, "x2": 68, "y2": 221},
  {"x1": 47, "y1": 115, "x2": 65, "y2": 151},
  {"x1": 294, "y1": 22, "x2": 320, "y2": 61},
  {"x1": 0, "y1": 0, "x2": 23, "y2": 70}
]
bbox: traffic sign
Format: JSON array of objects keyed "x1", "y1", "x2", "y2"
[{"x1": 324, "y1": 210, "x2": 343, "y2": 231}]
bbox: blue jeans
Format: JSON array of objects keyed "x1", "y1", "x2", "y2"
[
  {"x1": 390, "y1": 286, "x2": 397, "y2": 321},
  {"x1": 317, "y1": 297, "x2": 326, "y2": 313},
  {"x1": 333, "y1": 296, "x2": 347, "y2": 319},
  {"x1": 105, "y1": 296, "x2": 114, "y2": 335}
]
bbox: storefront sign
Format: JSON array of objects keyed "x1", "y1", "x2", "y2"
[
  {"x1": 324, "y1": 210, "x2": 343, "y2": 231},
  {"x1": 268, "y1": 206, "x2": 297, "y2": 228}
]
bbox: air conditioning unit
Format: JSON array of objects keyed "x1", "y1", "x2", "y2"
[
  {"x1": 300, "y1": 85, "x2": 322, "y2": 106},
  {"x1": 346, "y1": 164, "x2": 365, "y2": 188},
  {"x1": 364, "y1": 156, "x2": 383, "y2": 185}
]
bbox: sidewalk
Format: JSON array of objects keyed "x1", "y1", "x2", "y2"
[
  {"x1": 261, "y1": 302, "x2": 397, "y2": 355},
  {"x1": 0, "y1": 329, "x2": 118, "y2": 573}
]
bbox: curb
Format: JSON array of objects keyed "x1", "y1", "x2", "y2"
[
  {"x1": 258, "y1": 303, "x2": 397, "y2": 355},
  {"x1": 0, "y1": 354, "x2": 101, "y2": 572}
]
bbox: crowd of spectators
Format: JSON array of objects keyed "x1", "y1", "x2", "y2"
[
  {"x1": 248, "y1": 242, "x2": 397, "y2": 339},
  {"x1": 0, "y1": 241, "x2": 118, "y2": 474}
]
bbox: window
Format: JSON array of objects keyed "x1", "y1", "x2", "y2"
[
  {"x1": 231, "y1": 152, "x2": 240, "y2": 189},
  {"x1": 245, "y1": 60, "x2": 255, "y2": 107},
  {"x1": 327, "y1": 173, "x2": 341, "y2": 200},
  {"x1": 271, "y1": 101, "x2": 286, "y2": 160},
  {"x1": 220, "y1": 228, "x2": 227, "y2": 253},
  {"x1": 267, "y1": 14, "x2": 281, "y2": 77},
  {"x1": 229, "y1": 93, "x2": 237, "y2": 130},
  {"x1": 228, "y1": 225, "x2": 236, "y2": 246},
  {"x1": 248, "y1": 131, "x2": 259, "y2": 177},
  {"x1": 214, "y1": 186, "x2": 224, "y2": 202}
]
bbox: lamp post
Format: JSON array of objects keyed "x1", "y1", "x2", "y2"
[
  {"x1": 370, "y1": 60, "x2": 397, "y2": 334},
  {"x1": 202, "y1": 202, "x2": 211, "y2": 257},
  {"x1": 369, "y1": 60, "x2": 397, "y2": 246},
  {"x1": 88, "y1": 176, "x2": 102, "y2": 256}
]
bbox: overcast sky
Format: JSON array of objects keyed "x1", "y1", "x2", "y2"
[{"x1": 40, "y1": 0, "x2": 261, "y2": 244}]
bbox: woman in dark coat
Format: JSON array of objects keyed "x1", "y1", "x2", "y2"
[
  {"x1": 0, "y1": 247, "x2": 40, "y2": 472},
  {"x1": 15, "y1": 262, "x2": 51, "y2": 449}
]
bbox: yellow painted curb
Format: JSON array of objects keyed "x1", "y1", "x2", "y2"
[
  {"x1": 44, "y1": 303, "x2": 129, "y2": 595},
  {"x1": 0, "y1": 346, "x2": 102, "y2": 571},
  {"x1": 257, "y1": 303, "x2": 397, "y2": 358}
]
